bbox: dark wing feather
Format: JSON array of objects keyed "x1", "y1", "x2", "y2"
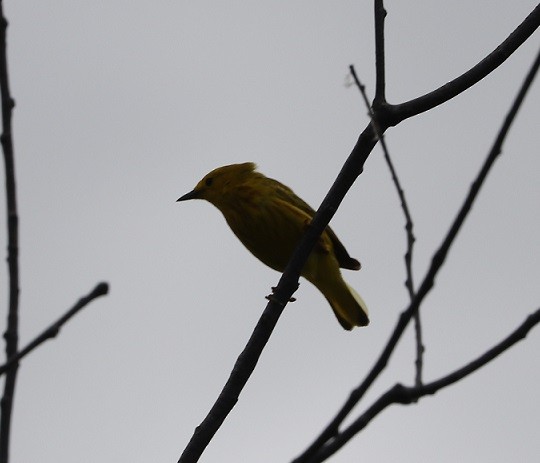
[{"x1": 268, "y1": 178, "x2": 361, "y2": 271}]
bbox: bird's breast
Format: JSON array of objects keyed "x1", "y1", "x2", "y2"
[{"x1": 221, "y1": 195, "x2": 306, "y2": 272}]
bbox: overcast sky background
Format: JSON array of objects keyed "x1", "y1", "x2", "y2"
[{"x1": 2, "y1": 1, "x2": 539, "y2": 462}]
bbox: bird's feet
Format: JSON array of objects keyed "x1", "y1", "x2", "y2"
[{"x1": 266, "y1": 287, "x2": 296, "y2": 304}]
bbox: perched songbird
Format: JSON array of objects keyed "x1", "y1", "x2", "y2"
[{"x1": 177, "y1": 162, "x2": 368, "y2": 330}]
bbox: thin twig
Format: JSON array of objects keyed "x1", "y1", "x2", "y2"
[
  {"x1": 293, "y1": 43, "x2": 540, "y2": 463},
  {"x1": 308, "y1": 307, "x2": 540, "y2": 462},
  {"x1": 0, "y1": 283, "x2": 109, "y2": 376},
  {"x1": 0, "y1": 2, "x2": 19, "y2": 461},
  {"x1": 349, "y1": 64, "x2": 423, "y2": 385}
]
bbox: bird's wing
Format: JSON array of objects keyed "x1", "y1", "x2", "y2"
[
  {"x1": 269, "y1": 178, "x2": 361, "y2": 271},
  {"x1": 325, "y1": 225, "x2": 361, "y2": 270}
]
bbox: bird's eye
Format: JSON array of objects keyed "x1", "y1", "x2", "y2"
[{"x1": 205, "y1": 177, "x2": 213, "y2": 187}]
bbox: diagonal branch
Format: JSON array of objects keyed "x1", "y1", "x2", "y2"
[
  {"x1": 0, "y1": 283, "x2": 109, "y2": 377},
  {"x1": 308, "y1": 307, "x2": 540, "y2": 462},
  {"x1": 293, "y1": 43, "x2": 540, "y2": 463},
  {"x1": 179, "y1": 102, "x2": 383, "y2": 463}
]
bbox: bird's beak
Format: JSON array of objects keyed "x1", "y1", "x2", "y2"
[{"x1": 176, "y1": 189, "x2": 199, "y2": 202}]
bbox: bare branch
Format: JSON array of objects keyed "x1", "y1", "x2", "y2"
[
  {"x1": 0, "y1": 283, "x2": 109, "y2": 377},
  {"x1": 307, "y1": 307, "x2": 540, "y2": 462},
  {"x1": 373, "y1": 0, "x2": 387, "y2": 105},
  {"x1": 0, "y1": 1, "x2": 19, "y2": 461},
  {"x1": 178, "y1": 282, "x2": 296, "y2": 463}
]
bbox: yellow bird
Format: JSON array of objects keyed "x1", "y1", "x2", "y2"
[{"x1": 177, "y1": 162, "x2": 369, "y2": 330}]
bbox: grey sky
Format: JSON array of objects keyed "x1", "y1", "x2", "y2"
[{"x1": 3, "y1": 1, "x2": 539, "y2": 462}]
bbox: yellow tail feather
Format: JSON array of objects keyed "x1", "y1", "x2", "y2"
[{"x1": 324, "y1": 280, "x2": 369, "y2": 330}]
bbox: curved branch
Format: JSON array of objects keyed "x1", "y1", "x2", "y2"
[
  {"x1": 378, "y1": 4, "x2": 540, "y2": 126},
  {"x1": 309, "y1": 307, "x2": 540, "y2": 462}
]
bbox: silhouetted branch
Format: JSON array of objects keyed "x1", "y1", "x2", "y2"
[
  {"x1": 373, "y1": 0, "x2": 387, "y2": 105},
  {"x1": 0, "y1": 5, "x2": 110, "y2": 461},
  {"x1": 0, "y1": 1, "x2": 19, "y2": 461},
  {"x1": 293, "y1": 43, "x2": 540, "y2": 463},
  {"x1": 306, "y1": 307, "x2": 540, "y2": 462},
  {"x1": 178, "y1": 280, "x2": 297, "y2": 463},
  {"x1": 0, "y1": 283, "x2": 109, "y2": 377},
  {"x1": 376, "y1": 4, "x2": 540, "y2": 126},
  {"x1": 349, "y1": 64, "x2": 422, "y2": 384},
  {"x1": 178, "y1": 4, "x2": 540, "y2": 462}
]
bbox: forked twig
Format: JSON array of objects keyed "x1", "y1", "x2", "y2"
[{"x1": 0, "y1": 283, "x2": 109, "y2": 376}]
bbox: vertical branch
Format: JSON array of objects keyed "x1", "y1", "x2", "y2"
[
  {"x1": 373, "y1": 0, "x2": 387, "y2": 106},
  {"x1": 0, "y1": 2, "x2": 19, "y2": 462},
  {"x1": 412, "y1": 303, "x2": 424, "y2": 385}
]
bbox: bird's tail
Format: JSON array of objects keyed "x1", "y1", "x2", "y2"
[{"x1": 323, "y1": 279, "x2": 369, "y2": 330}]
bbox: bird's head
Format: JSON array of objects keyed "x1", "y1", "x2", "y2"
[{"x1": 177, "y1": 162, "x2": 257, "y2": 208}]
